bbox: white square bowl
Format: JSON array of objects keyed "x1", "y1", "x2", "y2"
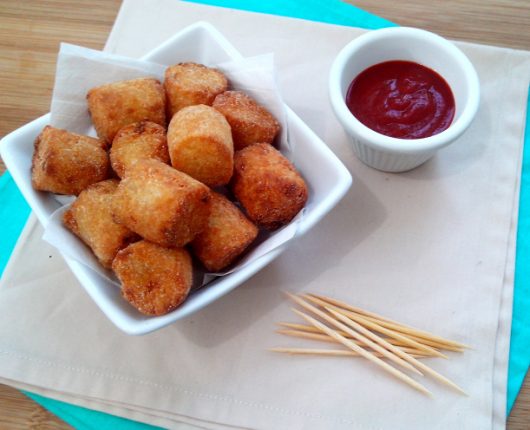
[{"x1": 0, "y1": 22, "x2": 352, "y2": 335}]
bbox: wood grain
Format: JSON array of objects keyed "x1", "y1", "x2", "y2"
[
  {"x1": 0, "y1": 384, "x2": 68, "y2": 430},
  {"x1": 510, "y1": 373, "x2": 530, "y2": 429},
  {"x1": 350, "y1": 0, "x2": 530, "y2": 50},
  {"x1": 0, "y1": 2, "x2": 121, "y2": 428},
  {"x1": 0, "y1": 1, "x2": 529, "y2": 429}
]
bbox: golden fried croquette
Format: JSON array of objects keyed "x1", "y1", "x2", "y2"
[
  {"x1": 110, "y1": 121, "x2": 169, "y2": 178},
  {"x1": 112, "y1": 240, "x2": 192, "y2": 316},
  {"x1": 112, "y1": 159, "x2": 211, "y2": 247},
  {"x1": 191, "y1": 192, "x2": 258, "y2": 272},
  {"x1": 164, "y1": 62, "x2": 228, "y2": 117},
  {"x1": 63, "y1": 180, "x2": 138, "y2": 268},
  {"x1": 231, "y1": 143, "x2": 308, "y2": 230},
  {"x1": 87, "y1": 78, "x2": 166, "y2": 143},
  {"x1": 167, "y1": 105, "x2": 233, "y2": 187},
  {"x1": 212, "y1": 91, "x2": 280, "y2": 150},
  {"x1": 31, "y1": 125, "x2": 109, "y2": 195}
]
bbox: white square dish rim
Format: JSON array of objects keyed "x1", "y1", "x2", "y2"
[{"x1": 0, "y1": 21, "x2": 352, "y2": 335}]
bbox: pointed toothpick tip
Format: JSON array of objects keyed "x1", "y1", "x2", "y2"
[
  {"x1": 269, "y1": 347, "x2": 293, "y2": 354},
  {"x1": 449, "y1": 382, "x2": 468, "y2": 396},
  {"x1": 276, "y1": 321, "x2": 292, "y2": 327},
  {"x1": 290, "y1": 307, "x2": 308, "y2": 319}
]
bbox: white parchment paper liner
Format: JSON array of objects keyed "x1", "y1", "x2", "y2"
[{"x1": 44, "y1": 43, "x2": 300, "y2": 284}]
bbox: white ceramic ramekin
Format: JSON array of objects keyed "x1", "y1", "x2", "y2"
[{"x1": 329, "y1": 27, "x2": 480, "y2": 172}]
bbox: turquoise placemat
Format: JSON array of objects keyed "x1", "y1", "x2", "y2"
[
  {"x1": 508, "y1": 89, "x2": 530, "y2": 410},
  {"x1": 24, "y1": 392, "x2": 162, "y2": 430},
  {"x1": 183, "y1": 0, "x2": 395, "y2": 29},
  {"x1": 0, "y1": 172, "x2": 31, "y2": 277},
  {"x1": 0, "y1": 1, "x2": 528, "y2": 428}
]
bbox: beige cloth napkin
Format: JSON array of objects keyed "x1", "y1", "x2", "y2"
[{"x1": 1, "y1": 1, "x2": 530, "y2": 429}]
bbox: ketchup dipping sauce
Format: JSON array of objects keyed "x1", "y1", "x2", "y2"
[{"x1": 346, "y1": 60, "x2": 455, "y2": 140}]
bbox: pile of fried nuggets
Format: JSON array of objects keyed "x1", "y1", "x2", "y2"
[{"x1": 31, "y1": 62, "x2": 308, "y2": 316}]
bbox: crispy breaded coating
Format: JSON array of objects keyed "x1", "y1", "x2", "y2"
[
  {"x1": 110, "y1": 121, "x2": 169, "y2": 178},
  {"x1": 63, "y1": 180, "x2": 138, "y2": 268},
  {"x1": 113, "y1": 240, "x2": 192, "y2": 316},
  {"x1": 164, "y1": 62, "x2": 228, "y2": 117},
  {"x1": 212, "y1": 91, "x2": 280, "y2": 150},
  {"x1": 87, "y1": 78, "x2": 166, "y2": 144},
  {"x1": 31, "y1": 125, "x2": 109, "y2": 195},
  {"x1": 232, "y1": 143, "x2": 308, "y2": 230},
  {"x1": 167, "y1": 105, "x2": 233, "y2": 187},
  {"x1": 192, "y1": 192, "x2": 258, "y2": 272},
  {"x1": 112, "y1": 159, "x2": 211, "y2": 247}
]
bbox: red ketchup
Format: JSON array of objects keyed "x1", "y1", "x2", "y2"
[{"x1": 346, "y1": 60, "x2": 455, "y2": 139}]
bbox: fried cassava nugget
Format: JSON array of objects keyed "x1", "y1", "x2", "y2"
[
  {"x1": 191, "y1": 192, "x2": 258, "y2": 272},
  {"x1": 113, "y1": 240, "x2": 192, "y2": 316},
  {"x1": 212, "y1": 90, "x2": 280, "y2": 150},
  {"x1": 167, "y1": 105, "x2": 233, "y2": 187},
  {"x1": 110, "y1": 121, "x2": 169, "y2": 178},
  {"x1": 87, "y1": 78, "x2": 166, "y2": 143},
  {"x1": 31, "y1": 125, "x2": 109, "y2": 195},
  {"x1": 63, "y1": 179, "x2": 138, "y2": 268},
  {"x1": 232, "y1": 143, "x2": 308, "y2": 230},
  {"x1": 112, "y1": 159, "x2": 211, "y2": 247},
  {"x1": 164, "y1": 62, "x2": 228, "y2": 117}
]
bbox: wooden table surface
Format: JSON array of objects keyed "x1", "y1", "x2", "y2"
[{"x1": 0, "y1": 0, "x2": 529, "y2": 428}]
